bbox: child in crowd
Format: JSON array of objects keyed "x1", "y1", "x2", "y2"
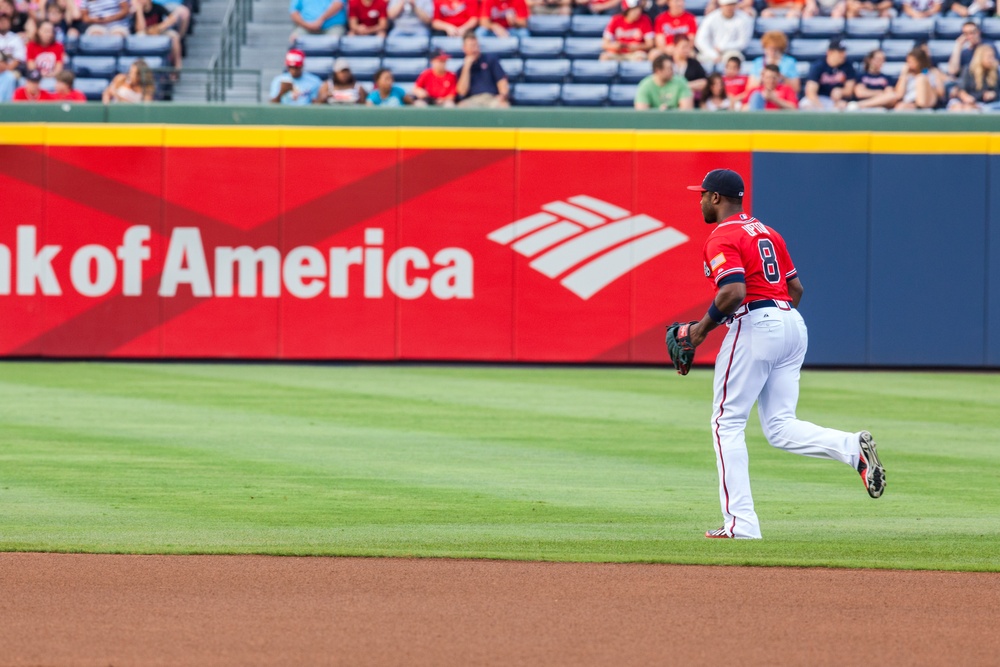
[{"x1": 722, "y1": 53, "x2": 748, "y2": 101}]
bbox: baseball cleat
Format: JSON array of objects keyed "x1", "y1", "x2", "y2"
[
  {"x1": 857, "y1": 431, "x2": 885, "y2": 499},
  {"x1": 705, "y1": 527, "x2": 733, "y2": 539}
]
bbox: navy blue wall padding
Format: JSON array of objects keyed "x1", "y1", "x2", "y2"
[
  {"x1": 752, "y1": 152, "x2": 870, "y2": 365},
  {"x1": 988, "y1": 156, "x2": 1000, "y2": 366},
  {"x1": 868, "y1": 154, "x2": 988, "y2": 366}
]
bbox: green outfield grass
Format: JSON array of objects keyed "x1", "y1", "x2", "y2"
[{"x1": 0, "y1": 362, "x2": 997, "y2": 571}]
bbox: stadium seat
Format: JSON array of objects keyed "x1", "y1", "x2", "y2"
[
  {"x1": 344, "y1": 56, "x2": 382, "y2": 80},
  {"x1": 881, "y1": 39, "x2": 915, "y2": 61},
  {"x1": 563, "y1": 37, "x2": 604, "y2": 59},
  {"x1": 511, "y1": 82, "x2": 561, "y2": 105},
  {"x1": 798, "y1": 17, "x2": 844, "y2": 39},
  {"x1": 385, "y1": 34, "x2": 429, "y2": 57},
  {"x1": 889, "y1": 17, "x2": 935, "y2": 40},
  {"x1": 499, "y1": 58, "x2": 524, "y2": 80},
  {"x1": 64, "y1": 34, "x2": 79, "y2": 55},
  {"x1": 518, "y1": 36, "x2": 565, "y2": 58},
  {"x1": 743, "y1": 41, "x2": 764, "y2": 59},
  {"x1": 842, "y1": 38, "x2": 880, "y2": 62},
  {"x1": 754, "y1": 16, "x2": 800, "y2": 37},
  {"x1": 382, "y1": 57, "x2": 428, "y2": 81},
  {"x1": 570, "y1": 15, "x2": 611, "y2": 37},
  {"x1": 880, "y1": 61, "x2": 904, "y2": 78},
  {"x1": 617, "y1": 60, "x2": 651, "y2": 83},
  {"x1": 479, "y1": 36, "x2": 520, "y2": 58},
  {"x1": 70, "y1": 55, "x2": 117, "y2": 78},
  {"x1": 795, "y1": 60, "x2": 810, "y2": 78},
  {"x1": 926, "y1": 39, "x2": 953, "y2": 63},
  {"x1": 684, "y1": 0, "x2": 709, "y2": 15},
  {"x1": 75, "y1": 77, "x2": 109, "y2": 100},
  {"x1": 304, "y1": 56, "x2": 334, "y2": 77},
  {"x1": 527, "y1": 14, "x2": 571, "y2": 36},
  {"x1": 396, "y1": 80, "x2": 416, "y2": 95},
  {"x1": 338, "y1": 35, "x2": 385, "y2": 56},
  {"x1": 560, "y1": 83, "x2": 609, "y2": 106},
  {"x1": 934, "y1": 17, "x2": 968, "y2": 40},
  {"x1": 430, "y1": 36, "x2": 465, "y2": 57},
  {"x1": 78, "y1": 34, "x2": 124, "y2": 56},
  {"x1": 523, "y1": 58, "x2": 571, "y2": 82},
  {"x1": 294, "y1": 34, "x2": 340, "y2": 56},
  {"x1": 125, "y1": 34, "x2": 171, "y2": 58},
  {"x1": 982, "y1": 17, "x2": 1000, "y2": 40},
  {"x1": 571, "y1": 59, "x2": 618, "y2": 83},
  {"x1": 608, "y1": 83, "x2": 638, "y2": 106},
  {"x1": 845, "y1": 17, "x2": 890, "y2": 37},
  {"x1": 789, "y1": 38, "x2": 828, "y2": 61},
  {"x1": 117, "y1": 55, "x2": 165, "y2": 73}
]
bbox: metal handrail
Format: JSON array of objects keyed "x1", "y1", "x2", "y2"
[{"x1": 214, "y1": 0, "x2": 254, "y2": 94}]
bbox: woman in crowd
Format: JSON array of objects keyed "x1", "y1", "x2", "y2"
[
  {"x1": 25, "y1": 19, "x2": 63, "y2": 76},
  {"x1": 701, "y1": 72, "x2": 732, "y2": 109},
  {"x1": 849, "y1": 48, "x2": 898, "y2": 110},
  {"x1": 893, "y1": 48, "x2": 939, "y2": 110},
  {"x1": 746, "y1": 30, "x2": 799, "y2": 95},
  {"x1": 950, "y1": 44, "x2": 1000, "y2": 111},
  {"x1": 366, "y1": 67, "x2": 412, "y2": 106},
  {"x1": 315, "y1": 58, "x2": 367, "y2": 104},
  {"x1": 102, "y1": 58, "x2": 155, "y2": 103}
]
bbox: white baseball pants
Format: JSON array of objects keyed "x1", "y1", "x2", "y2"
[{"x1": 711, "y1": 305, "x2": 862, "y2": 539}]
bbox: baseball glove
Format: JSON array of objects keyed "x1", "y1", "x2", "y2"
[{"x1": 665, "y1": 321, "x2": 698, "y2": 376}]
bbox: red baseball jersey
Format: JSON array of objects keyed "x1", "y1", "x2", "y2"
[
  {"x1": 415, "y1": 68, "x2": 457, "y2": 99},
  {"x1": 653, "y1": 12, "x2": 697, "y2": 45},
  {"x1": 349, "y1": 0, "x2": 388, "y2": 27},
  {"x1": 604, "y1": 14, "x2": 654, "y2": 48},
  {"x1": 702, "y1": 212, "x2": 797, "y2": 303},
  {"x1": 434, "y1": 0, "x2": 478, "y2": 26},
  {"x1": 479, "y1": 0, "x2": 527, "y2": 28}
]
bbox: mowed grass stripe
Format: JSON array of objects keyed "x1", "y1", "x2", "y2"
[{"x1": 0, "y1": 363, "x2": 997, "y2": 570}]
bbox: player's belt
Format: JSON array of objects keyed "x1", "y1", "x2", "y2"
[{"x1": 730, "y1": 299, "x2": 792, "y2": 320}]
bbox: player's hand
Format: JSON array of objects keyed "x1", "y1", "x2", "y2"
[{"x1": 688, "y1": 322, "x2": 707, "y2": 348}]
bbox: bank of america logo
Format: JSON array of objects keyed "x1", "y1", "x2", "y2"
[{"x1": 487, "y1": 196, "x2": 689, "y2": 300}]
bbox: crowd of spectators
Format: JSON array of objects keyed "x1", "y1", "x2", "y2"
[{"x1": 0, "y1": 0, "x2": 190, "y2": 103}]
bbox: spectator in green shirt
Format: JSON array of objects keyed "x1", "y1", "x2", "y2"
[{"x1": 634, "y1": 54, "x2": 694, "y2": 110}]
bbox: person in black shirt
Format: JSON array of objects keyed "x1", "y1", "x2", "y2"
[
  {"x1": 133, "y1": 0, "x2": 188, "y2": 68},
  {"x1": 848, "y1": 48, "x2": 899, "y2": 110}
]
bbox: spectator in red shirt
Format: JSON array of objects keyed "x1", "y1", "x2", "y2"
[
  {"x1": 742, "y1": 63, "x2": 798, "y2": 109},
  {"x1": 431, "y1": 0, "x2": 478, "y2": 36},
  {"x1": 413, "y1": 48, "x2": 457, "y2": 105},
  {"x1": 528, "y1": 0, "x2": 570, "y2": 15},
  {"x1": 651, "y1": 0, "x2": 697, "y2": 59},
  {"x1": 349, "y1": 0, "x2": 389, "y2": 35},
  {"x1": 26, "y1": 20, "x2": 64, "y2": 77},
  {"x1": 51, "y1": 69, "x2": 87, "y2": 101},
  {"x1": 13, "y1": 69, "x2": 53, "y2": 101},
  {"x1": 601, "y1": 0, "x2": 653, "y2": 62},
  {"x1": 477, "y1": 0, "x2": 527, "y2": 38},
  {"x1": 579, "y1": 0, "x2": 618, "y2": 15}
]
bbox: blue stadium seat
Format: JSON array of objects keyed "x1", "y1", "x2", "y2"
[
  {"x1": 843, "y1": 38, "x2": 880, "y2": 62},
  {"x1": 795, "y1": 60, "x2": 810, "y2": 78},
  {"x1": 982, "y1": 17, "x2": 1000, "y2": 40},
  {"x1": 519, "y1": 36, "x2": 565, "y2": 58},
  {"x1": 117, "y1": 55, "x2": 166, "y2": 73},
  {"x1": 75, "y1": 77, "x2": 109, "y2": 100},
  {"x1": 499, "y1": 57, "x2": 524, "y2": 80},
  {"x1": 64, "y1": 34, "x2": 79, "y2": 55},
  {"x1": 430, "y1": 36, "x2": 465, "y2": 57},
  {"x1": 685, "y1": 0, "x2": 709, "y2": 15},
  {"x1": 560, "y1": 83, "x2": 609, "y2": 106},
  {"x1": 382, "y1": 57, "x2": 428, "y2": 81},
  {"x1": 523, "y1": 58, "x2": 571, "y2": 82},
  {"x1": 563, "y1": 37, "x2": 604, "y2": 59},
  {"x1": 445, "y1": 57, "x2": 464, "y2": 74},
  {"x1": 846, "y1": 17, "x2": 890, "y2": 37},
  {"x1": 71, "y1": 55, "x2": 117, "y2": 78},
  {"x1": 528, "y1": 14, "x2": 571, "y2": 36},
  {"x1": 798, "y1": 17, "x2": 844, "y2": 39},
  {"x1": 479, "y1": 36, "x2": 520, "y2": 58},
  {"x1": 934, "y1": 17, "x2": 968, "y2": 39},
  {"x1": 338, "y1": 35, "x2": 385, "y2": 56},
  {"x1": 125, "y1": 35, "x2": 171, "y2": 58},
  {"x1": 385, "y1": 34, "x2": 429, "y2": 57},
  {"x1": 304, "y1": 56, "x2": 334, "y2": 77},
  {"x1": 294, "y1": 35, "x2": 340, "y2": 56},
  {"x1": 396, "y1": 80, "x2": 415, "y2": 95},
  {"x1": 344, "y1": 56, "x2": 382, "y2": 80},
  {"x1": 571, "y1": 59, "x2": 618, "y2": 83},
  {"x1": 881, "y1": 39, "x2": 915, "y2": 61},
  {"x1": 617, "y1": 60, "x2": 651, "y2": 83},
  {"x1": 881, "y1": 61, "x2": 904, "y2": 78},
  {"x1": 570, "y1": 14, "x2": 611, "y2": 37},
  {"x1": 754, "y1": 16, "x2": 800, "y2": 37},
  {"x1": 789, "y1": 38, "x2": 828, "y2": 61},
  {"x1": 926, "y1": 39, "x2": 953, "y2": 62},
  {"x1": 743, "y1": 41, "x2": 764, "y2": 59},
  {"x1": 511, "y1": 82, "x2": 561, "y2": 105},
  {"x1": 608, "y1": 83, "x2": 638, "y2": 106},
  {"x1": 889, "y1": 17, "x2": 935, "y2": 39},
  {"x1": 78, "y1": 34, "x2": 124, "y2": 56}
]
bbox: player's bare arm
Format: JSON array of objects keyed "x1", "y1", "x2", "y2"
[
  {"x1": 689, "y1": 281, "x2": 744, "y2": 347},
  {"x1": 787, "y1": 276, "x2": 803, "y2": 307}
]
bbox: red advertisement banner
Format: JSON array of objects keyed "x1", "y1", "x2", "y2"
[{"x1": 0, "y1": 137, "x2": 752, "y2": 364}]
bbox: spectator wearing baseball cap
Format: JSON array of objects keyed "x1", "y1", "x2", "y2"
[
  {"x1": 290, "y1": 0, "x2": 348, "y2": 38},
  {"x1": 413, "y1": 48, "x2": 457, "y2": 105},
  {"x1": 270, "y1": 49, "x2": 323, "y2": 105},
  {"x1": 315, "y1": 58, "x2": 368, "y2": 104},
  {"x1": 800, "y1": 39, "x2": 856, "y2": 110},
  {"x1": 13, "y1": 69, "x2": 53, "y2": 102},
  {"x1": 52, "y1": 70, "x2": 87, "y2": 102},
  {"x1": 694, "y1": 0, "x2": 754, "y2": 72},
  {"x1": 600, "y1": 0, "x2": 654, "y2": 62},
  {"x1": 348, "y1": 0, "x2": 389, "y2": 36}
]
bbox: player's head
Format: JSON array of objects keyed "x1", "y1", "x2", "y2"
[{"x1": 687, "y1": 169, "x2": 744, "y2": 224}]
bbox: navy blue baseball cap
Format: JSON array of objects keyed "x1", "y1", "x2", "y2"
[{"x1": 687, "y1": 169, "x2": 745, "y2": 198}]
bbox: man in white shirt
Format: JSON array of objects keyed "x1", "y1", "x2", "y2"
[{"x1": 695, "y1": 0, "x2": 754, "y2": 71}]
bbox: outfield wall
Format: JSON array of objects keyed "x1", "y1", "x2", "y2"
[{"x1": 0, "y1": 110, "x2": 998, "y2": 367}]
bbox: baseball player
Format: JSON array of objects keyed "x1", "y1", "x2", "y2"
[{"x1": 670, "y1": 169, "x2": 885, "y2": 539}]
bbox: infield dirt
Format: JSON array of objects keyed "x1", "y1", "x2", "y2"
[{"x1": 2, "y1": 553, "x2": 997, "y2": 666}]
